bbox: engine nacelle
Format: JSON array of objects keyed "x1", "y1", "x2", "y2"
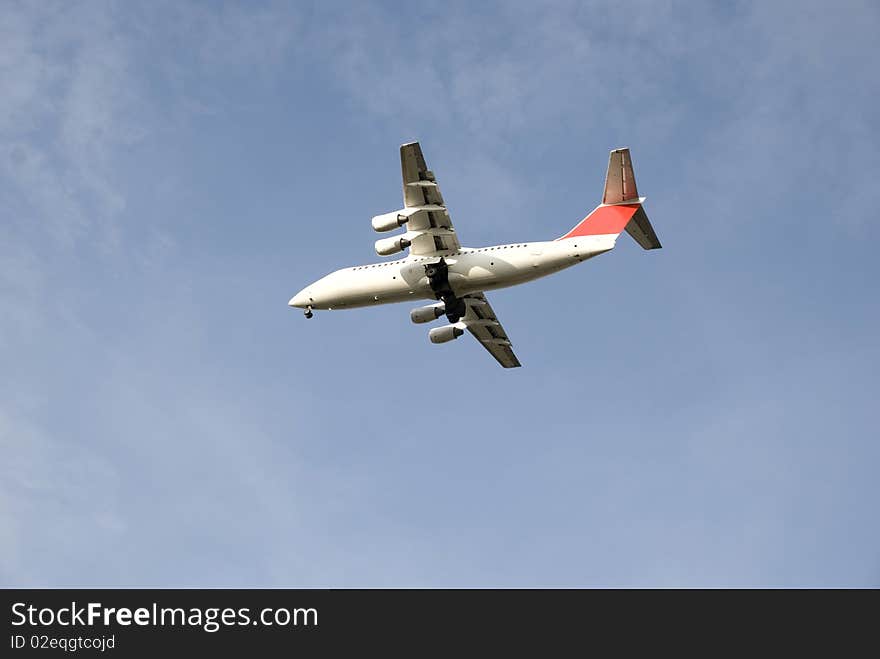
[
  {"x1": 429, "y1": 324, "x2": 465, "y2": 344},
  {"x1": 375, "y1": 235, "x2": 411, "y2": 256},
  {"x1": 371, "y1": 210, "x2": 409, "y2": 233},
  {"x1": 410, "y1": 303, "x2": 445, "y2": 324}
]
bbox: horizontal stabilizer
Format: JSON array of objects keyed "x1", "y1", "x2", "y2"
[{"x1": 625, "y1": 205, "x2": 662, "y2": 250}]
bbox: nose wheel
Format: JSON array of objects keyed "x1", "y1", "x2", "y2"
[{"x1": 304, "y1": 306, "x2": 313, "y2": 319}]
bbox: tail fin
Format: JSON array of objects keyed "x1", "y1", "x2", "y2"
[{"x1": 558, "y1": 148, "x2": 661, "y2": 249}]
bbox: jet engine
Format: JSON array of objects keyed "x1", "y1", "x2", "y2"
[
  {"x1": 371, "y1": 210, "x2": 408, "y2": 233},
  {"x1": 375, "y1": 235, "x2": 411, "y2": 256},
  {"x1": 372, "y1": 207, "x2": 422, "y2": 232},
  {"x1": 410, "y1": 303, "x2": 445, "y2": 324},
  {"x1": 429, "y1": 324, "x2": 464, "y2": 344}
]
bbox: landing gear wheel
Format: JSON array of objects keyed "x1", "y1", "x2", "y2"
[
  {"x1": 304, "y1": 306, "x2": 313, "y2": 319},
  {"x1": 443, "y1": 295, "x2": 466, "y2": 323}
]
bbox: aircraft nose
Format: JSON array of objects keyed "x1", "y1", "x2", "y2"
[{"x1": 288, "y1": 289, "x2": 311, "y2": 308}]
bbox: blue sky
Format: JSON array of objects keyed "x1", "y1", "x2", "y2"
[{"x1": 1, "y1": 0, "x2": 878, "y2": 586}]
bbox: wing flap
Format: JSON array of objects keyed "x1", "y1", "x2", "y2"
[
  {"x1": 405, "y1": 207, "x2": 453, "y2": 231},
  {"x1": 398, "y1": 142, "x2": 460, "y2": 255},
  {"x1": 401, "y1": 142, "x2": 445, "y2": 208},
  {"x1": 462, "y1": 293, "x2": 521, "y2": 368}
]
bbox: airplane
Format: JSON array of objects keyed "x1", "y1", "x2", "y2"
[{"x1": 289, "y1": 143, "x2": 661, "y2": 368}]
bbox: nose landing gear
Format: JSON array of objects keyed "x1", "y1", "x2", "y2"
[{"x1": 304, "y1": 306, "x2": 313, "y2": 319}]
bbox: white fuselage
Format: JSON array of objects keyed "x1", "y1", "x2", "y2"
[{"x1": 289, "y1": 234, "x2": 618, "y2": 311}]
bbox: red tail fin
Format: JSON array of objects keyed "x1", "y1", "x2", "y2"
[
  {"x1": 559, "y1": 203, "x2": 641, "y2": 240},
  {"x1": 558, "y1": 148, "x2": 661, "y2": 249}
]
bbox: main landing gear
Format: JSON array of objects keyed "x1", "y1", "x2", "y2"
[
  {"x1": 304, "y1": 306, "x2": 313, "y2": 319},
  {"x1": 425, "y1": 257, "x2": 466, "y2": 323}
]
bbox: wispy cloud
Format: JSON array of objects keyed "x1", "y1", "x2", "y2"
[
  {"x1": 0, "y1": 0, "x2": 304, "y2": 586},
  {"x1": 0, "y1": 2, "x2": 137, "y2": 248},
  {"x1": 1, "y1": 1, "x2": 877, "y2": 587},
  {"x1": 304, "y1": 2, "x2": 879, "y2": 234}
]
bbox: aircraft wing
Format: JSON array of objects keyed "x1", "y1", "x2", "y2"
[
  {"x1": 462, "y1": 293, "x2": 522, "y2": 368},
  {"x1": 399, "y1": 142, "x2": 461, "y2": 256}
]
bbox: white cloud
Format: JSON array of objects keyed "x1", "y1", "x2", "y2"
[
  {"x1": 303, "y1": 2, "x2": 879, "y2": 235},
  {"x1": 1, "y1": 0, "x2": 877, "y2": 587},
  {"x1": 0, "y1": 2, "x2": 136, "y2": 247},
  {"x1": 0, "y1": 1, "x2": 303, "y2": 247},
  {"x1": 0, "y1": 1, "x2": 305, "y2": 585}
]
